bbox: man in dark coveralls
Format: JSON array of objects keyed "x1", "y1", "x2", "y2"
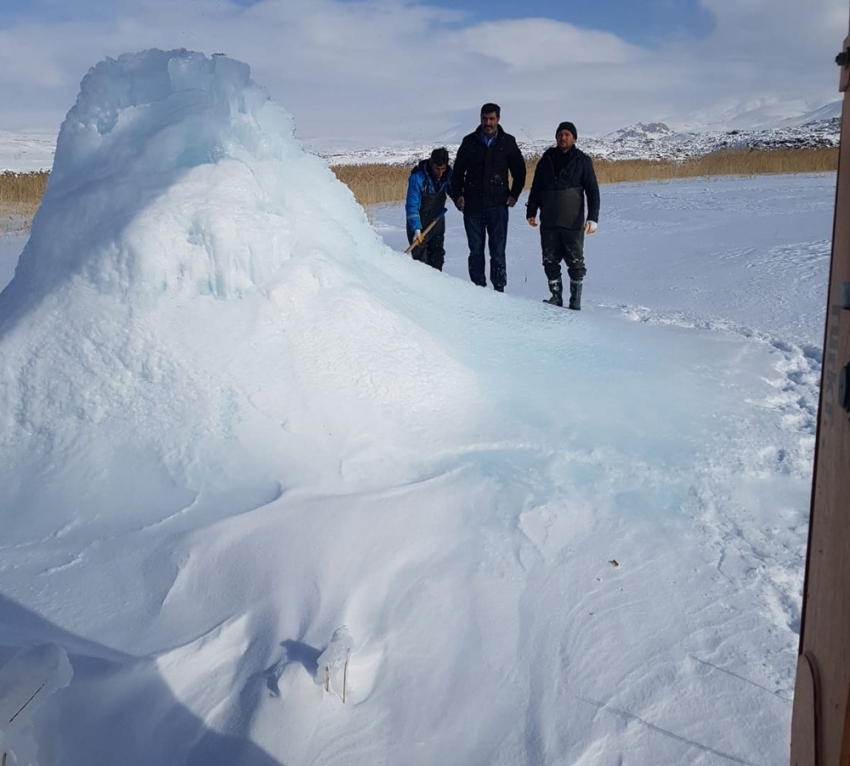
[
  {"x1": 406, "y1": 147, "x2": 453, "y2": 271},
  {"x1": 526, "y1": 121, "x2": 600, "y2": 310}
]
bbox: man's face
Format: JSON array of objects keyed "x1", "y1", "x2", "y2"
[
  {"x1": 556, "y1": 129, "x2": 575, "y2": 151},
  {"x1": 430, "y1": 161, "x2": 447, "y2": 180},
  {"x1": 480, "y1": 111, "x2": 499, "y2": 136}
]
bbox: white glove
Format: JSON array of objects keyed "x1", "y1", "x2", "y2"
[
  {"x1": 584, "y1": 220, "x2": 597, "y2": 235},
  {"x1": 413, "y1": 229, "x2": 423, "y2": 245}
]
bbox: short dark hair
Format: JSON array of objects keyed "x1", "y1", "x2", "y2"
[
  {"x1": 430, "y1": 147, "x2": 449, "y2": 166},
  {"x1": 480, "y1": 102, "x2": 501, "y2": 118}
]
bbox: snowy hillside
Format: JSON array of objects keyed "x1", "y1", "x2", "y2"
[
  {"x1": 581, "y1": 118, "x2": 840, "y2": 161},
  {"x1": 314, "y1": 102, "x2": 842, "y2": 166},
  {"x1": 1, "y1": 106, "x2": 840, "y2": 173},
  {"x1": 777, "y1": 99, "x2": 843, "y2": 126},
  {"x1": 0, "y1": 48, "x2": 832, "y2": 766},
  {"x1": 318, "y1": 116, "x2": 840, "y2": 166}
]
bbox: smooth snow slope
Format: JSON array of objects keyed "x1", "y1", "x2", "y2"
[{"x1": 0, "y1": 49, "x2": 821, "y2": 766}]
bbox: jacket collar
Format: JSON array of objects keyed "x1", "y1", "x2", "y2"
[{"x1": 477, "y1": 125, "x2": 503, "y2": 146}]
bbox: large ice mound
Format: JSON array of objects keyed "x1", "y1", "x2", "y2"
[
  {"x1": 0, "y1": 49, "x2": 487, "y2": 541},
  {"x1": 4, "y1": 48, "x2": 386, "y2": 310}
]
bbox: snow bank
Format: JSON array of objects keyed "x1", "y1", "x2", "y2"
[
  {"x1": 0, "y1": 644, "x2": 73, "y2": 765},
  {"x1": 0, "y1": 49, "x2": 809, "y2": 766}
]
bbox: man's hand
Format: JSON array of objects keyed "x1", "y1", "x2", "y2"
[
  {"x1": 455, "y1": 196, "x2": 465, "y2": 212},
  {"x1": 527, "y1": 216, "x2": 537, "y2": 228},
  {"x1": 507, "y1": 196, "x2": 517, "y2": 208},
  {"x1": 413, "y1": 229, "x2": 423, "y2": 246},
  {"x1": 584, "y1": 220, "x2": 597, "y2": 235}
]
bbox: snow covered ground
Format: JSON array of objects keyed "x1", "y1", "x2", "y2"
[
  {"x1": 0, "y1": 131, "x2": 55, "y2": 174},
  {"x1": 0, "y1": 49, "x2": 834, "y2": 766}
]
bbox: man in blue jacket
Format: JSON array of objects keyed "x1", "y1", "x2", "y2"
[
  {"x1": 526, "y1": 121, "x2": 600, "y2": 310},
  {"x1": 406, "y1": 147, "x2": 453, "y2": 271},
  {"x1": 451, "y1": 103, "x2": 526, "y2": 292}
]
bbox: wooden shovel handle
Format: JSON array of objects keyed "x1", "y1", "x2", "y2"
[{"x1": 404, "y1": 216, "x2": 441, "y2": 254}]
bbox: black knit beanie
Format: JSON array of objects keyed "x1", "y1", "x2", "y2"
[{"x1": 556, "y1": 121, "x2": 577, "y2": 140}]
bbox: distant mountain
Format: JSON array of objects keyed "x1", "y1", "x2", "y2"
[
  {"x1": 675, "y1": 97, "x2": 842, "y2": 133},
  {"x1": 314, "y1": 115, "x2": 840, "y2": 167},
  {"x1": 780, "y1": 100, "x2": 842, "y2": 126},
  {"x1": 582, "y1": 122, "x2": 696, "y2": 160},
  {"x1": 580, "y1": 117, "x2": 838, "y2": 161},
  {"x1": 604, "y1": 122, "x2": 678, "y2": 141},
  {"x1": 431, "y1": 122, "x2": 473, "y2": 145},
  {"x1": 1, "y1": 109, "x2": 842, "y2": 173}
]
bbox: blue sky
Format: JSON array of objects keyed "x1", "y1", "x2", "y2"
[
  {"x1": 339, "y1": 0, "x2": 717, "y2": 46},
  {"x1": 0, "y1": 0, "x2": 844, "y2": 148},
  {"x1": 1, "y1": 0, "x2": 715, "y2": 41}
]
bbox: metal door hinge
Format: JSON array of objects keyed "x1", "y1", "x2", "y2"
[{"x1": 838, "y1": 36, "x2": 850, "y2": 91}]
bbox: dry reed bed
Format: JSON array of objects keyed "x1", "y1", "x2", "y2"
[
  {"x1": 0, "y1": 171, "x2": 48, "y2": 205},
  {"x1": 334, "y1": 147, "x2": 839, "y2": 206},
  {"x1": 0, "y1": 171, "x2": 49, "y2": 231},
  {"x1": 0, "y1": 149, "x2": 838, "y2": 224}
]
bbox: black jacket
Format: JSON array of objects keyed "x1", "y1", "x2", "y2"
[
  {"x1": 451, "y1": 126, "x2": 526, "y2": 210},
  {"x1": 526, "y1": 146, "x2": 600, "y2": 231}
]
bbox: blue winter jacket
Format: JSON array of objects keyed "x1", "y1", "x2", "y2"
[{"x1": 405, "y1": 160, "x2": 453, "y2": 233}]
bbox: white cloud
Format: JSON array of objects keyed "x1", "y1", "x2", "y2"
[
  {"x1": 702, "y1": 0, "x2": 846, "y2": 52},
  {"x1": 462, "y1": 18, "x2": 643, "y2": 70},
  {"x1": 0, "y1": 0, "x2": 844, "y2": 147}
]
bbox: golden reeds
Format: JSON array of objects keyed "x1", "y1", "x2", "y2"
[
  {"x1": 591, "y1": 148, "x2": 839, "y2": 184},
  {"x1": 0, "y1": 170, "x2": 48, "y2": 205},
  {"x1": 0, "y1": 148, "x2": 838, "y2": 232},
  {"x1": 334, "y1": 147, "x2": 839, "y2": 206},
  {"x1": 0, "y1": 171, "x2": 49, "y2": 230},
  {"x1": 331, "y1": 164, "x2": 412, "y2": 207}
]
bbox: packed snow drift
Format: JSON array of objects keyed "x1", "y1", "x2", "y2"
[{"x1": 0, "y1": 49, "x2": 823, "y2": 765}]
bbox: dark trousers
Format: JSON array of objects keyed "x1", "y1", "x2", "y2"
[
  {"x1": 463, "y1": 206, "x2": 509, "y2": 289},
  {"x1": 541, "y1": 227, "x2": 586, "y2": 282},
  {"x1": 406, "y1": 224, "x2": 445, "y2": 271}
]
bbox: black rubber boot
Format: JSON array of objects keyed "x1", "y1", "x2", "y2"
[
  {"x1": 543, "y1": 279, "x2": 563, "y2": 307},
  {"x1": 569, "y1": 280, "x2": 583, "y2": 310}
]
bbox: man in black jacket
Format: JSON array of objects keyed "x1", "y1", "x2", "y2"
[
  {"x1": 526, "y1": 121, "x2": 600, "y2": 310},
  {"x1": 451, "y1": 103, "x2": 526, "y2": 292}
]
